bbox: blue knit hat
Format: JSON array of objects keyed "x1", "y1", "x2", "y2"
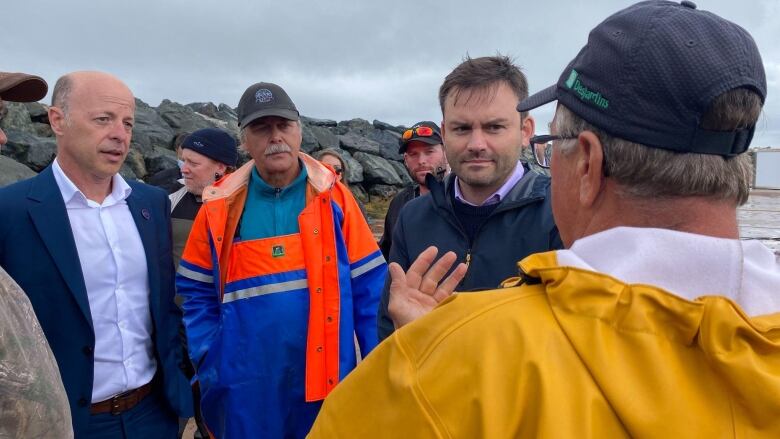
[{"x1": 181, "y1": 128, "x2": 238, "y2": 167}]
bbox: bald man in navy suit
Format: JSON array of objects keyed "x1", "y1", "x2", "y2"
[{"x1": 0, "y1": 71, "x2": 192, "y2": 438}]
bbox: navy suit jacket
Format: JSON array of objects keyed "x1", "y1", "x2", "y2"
[{"x1": 0, "y1": 166, "x2": 193, "y2": 436}]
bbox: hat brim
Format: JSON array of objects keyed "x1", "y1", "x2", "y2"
[
  {"x1": 239, "y1": 108, "x2": 300, "y2": 127},
  {"x1": 517, "y1": 85, "x2": 558, "y2": 112},
  {"x1": 398, "y1": 136, "x2": 442, "y2": 154},
  {"x1": 0, "y1": 72, "x2": 48, "y2": 102}
]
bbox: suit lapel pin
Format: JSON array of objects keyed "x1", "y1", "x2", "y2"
[{"x1": 142, "y1": 208, "x2": 151, "y2": 220}]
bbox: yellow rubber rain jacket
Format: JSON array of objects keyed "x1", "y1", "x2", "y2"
[{"x1": 309, "y1": 251, "x2": 780, "y2": 438}]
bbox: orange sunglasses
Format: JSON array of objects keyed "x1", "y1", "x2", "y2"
[{"x1": 402, "y1": 126, "x2": 435, "y2": 140}]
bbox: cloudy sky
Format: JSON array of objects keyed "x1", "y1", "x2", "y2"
[{"x1": 3, "y1": 0, "x2": 779, "y2": 147}]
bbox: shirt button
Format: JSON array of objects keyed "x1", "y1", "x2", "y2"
[
  {"x1": 78, "y1": 397, "x2": 88, "y2": 407},
  {"x1": 313, "y1": 229, "x2": 319, "y2": 235},
  {"x1": 316, "y1": 288, "x2": 322, "y2": 294},
  {"x1": 326, "y1": 316, "x2": 333, "y2": 323},
  {"x1": 83, "y1": 346, "x2": 94, "y2": 356},
  {"x1": 316, "y1": 346, "x2": 323, "y2": 352}
]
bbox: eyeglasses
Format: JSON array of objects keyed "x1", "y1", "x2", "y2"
[
  {"x1": 528, "y1": 134, "x2": 578, "y2": 168},
  {"x1": 402, "y1": 126, "x2": 435, "y2": 141}
]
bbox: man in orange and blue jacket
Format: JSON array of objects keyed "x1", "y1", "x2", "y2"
[{"x1": 176, "y1": 82, "x2": 386, "y2": 438}]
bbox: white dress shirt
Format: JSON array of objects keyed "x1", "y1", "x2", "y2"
[
  {"x1": 556, "y1": 226, "x2": 780, "y2": 316},
  {"x1": 52, "y1": 159, "x2": 157, "y2": 403}
]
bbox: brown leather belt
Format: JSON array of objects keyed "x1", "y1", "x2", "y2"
[{"x1": 90, "y1": 381, "x2": 154, "y2": 415}]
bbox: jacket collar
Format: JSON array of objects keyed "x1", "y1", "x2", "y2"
[
  {"x1": 517, "y1": 251, "x2": 780, "y2": 346},
  {"x1": 427, "y1": 162, "x2": 548, "y2": 212},
  {"x1": 202, "y1": 152, "x2": 336, "y2": 202}
]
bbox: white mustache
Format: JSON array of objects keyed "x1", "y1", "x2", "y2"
[{"x1": 265, "y1": 143, "x2": 292, "y2": 156}]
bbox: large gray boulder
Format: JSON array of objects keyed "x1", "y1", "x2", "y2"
[
  {"x1": 335, "y1": 118, "x2": 372, "y2": 135},
  {"x1": 338, "y1": 132, "x2": 382, "y2": 155},
  {"x1": 0, "y1": 156, "x2": 35, "y2": 187},
  {"x1": 33, "y1": 122, "x2": 53, "y2": 138},
  {"x1": 186, "y1": 102, "x2": 220, "y2": 119},
  {"x1": 0, "y1": 102, "x2": 35, "y2": 135},
  {"x1": 308, "y1": 125, "x2": 339, "y2": 150},
  {"x1": 389, "y1": 160, "x2": 413, "y2": 186},
  {"x1": 2, "y1": 129, "x2": 56, "y2": 172},
  {"x1": 23, "y1": 102, "x2": 49, "y2": 122},
  {"x1": 186, "y1": 103, "x2": 239, "y2": 134},
  {"x1": 367, "y1": 129, "x2": 403, "y2": 161},
  {"x1": 352, "y1": 152, "x2": 403, "y2": 186},
  {"x1": 119, "y1": 162, "x2": 138, "y2": 181},
  {"x1": 124, "y1": 149, "x2": 147, "y2": 179},
  {"x1": 133, "y1": 99, "x2": 176, "y2": 151},
  {"x1": 341, "y1": 152, "x2": 364, "y2": 184},
  {"x1": 157, "y1": 99, "x2": 215, "y2": 133},
  {"x1": 373, "y1": 119, "x2": 407, "y2": 135},
  {"x1": 302, "y1": 116, "x2": 337, "y2": 127},
  {"x1": 300, "y1": 124, "x2": 320, "y2": 153},
  {"x1": 144, "y1": 146, "x2": 178, "y2": 175},
  {"x1": 349, "y1": 184, "x2": 369, "y2": 203}
]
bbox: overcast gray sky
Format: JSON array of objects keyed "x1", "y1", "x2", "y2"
[{"x1": 3, "y1": 0, "x2": 779, "y2": 147}]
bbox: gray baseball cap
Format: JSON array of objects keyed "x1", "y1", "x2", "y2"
[{"x1": 237, "y1": 82, "x2": 300, "y2": 127}]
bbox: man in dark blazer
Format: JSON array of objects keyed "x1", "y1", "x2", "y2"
[{"x1": 0, "y1": 71, "x2": 192, "y2": 438}]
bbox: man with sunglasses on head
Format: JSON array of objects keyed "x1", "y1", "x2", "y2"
[
  {"x1": 377, "y1": 55, "x2": 562, "y2": 341},
  {"x1": 378, "y1": 121, "x2": 449, "y2": 259},
  {"x1": 311, "y1": 2, "x2": 780, "y2": 437}
]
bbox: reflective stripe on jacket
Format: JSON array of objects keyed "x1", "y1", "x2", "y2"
[
  {"x1": 177, "y1": 153, "x2": 385, "y2": 437},
  {"x1": 310, "y1": 251, "x2": 780, "y2": 438}
]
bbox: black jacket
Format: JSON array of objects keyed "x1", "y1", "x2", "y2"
[
  {"x1": 378, "y1": 185, "x2": 419, "y2": 259},
  {"x1": 378, "y1": 165, "x2": 563, "y2": 340}
]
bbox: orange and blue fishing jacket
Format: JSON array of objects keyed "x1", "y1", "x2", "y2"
[{"x1": 176, "y1": 153, "x2": 386, "y2": 438}]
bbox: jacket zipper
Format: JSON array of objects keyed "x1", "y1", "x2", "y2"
[
  {"x1": 456, "y1": 197, "x2": 543, "y2": 286},
  {"x1": 274, "y1": 188, "x2": 282, "y2": 234}
]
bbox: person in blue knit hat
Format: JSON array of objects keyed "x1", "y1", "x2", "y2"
[{"x1": 168, "y1": 127, "x2": 237, "y2": 439}]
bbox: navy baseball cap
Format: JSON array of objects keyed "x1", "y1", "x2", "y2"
[
  {"x1": 518, "y1": 0, "x2": 766, "y2": 157},
  {"x1": 181, "y1": 128, "x2": 238, "y2": 167}
]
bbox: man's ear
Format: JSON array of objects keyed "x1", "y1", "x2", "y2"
[
  {"x1": 575, "y1": 131, "x2": 606, "y2": 208},
  {"x1": 48, "y1": 106, "x2": 67, "y2": 136},
  {"x1": 520, "y1": 114, "x2": 535, "y2": 146}
]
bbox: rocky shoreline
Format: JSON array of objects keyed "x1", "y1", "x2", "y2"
[{"x1": 0, "y1": 98, "x2": 417, "y2": 202}]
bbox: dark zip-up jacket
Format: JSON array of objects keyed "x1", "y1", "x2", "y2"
[
  {"x1": 378, "y1": 185, "x2": 419, "y2": 259},
  {"x1": 378, "y1": 164, "x2": 562, "y2": 340}
]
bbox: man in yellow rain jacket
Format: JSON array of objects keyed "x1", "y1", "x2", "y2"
[
  {"x1": 309, "y1": 1, "x2": 780, "y2": 437},
  {"x1": 177, "y1": 82, "x2": 386, "y2": 438}
]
